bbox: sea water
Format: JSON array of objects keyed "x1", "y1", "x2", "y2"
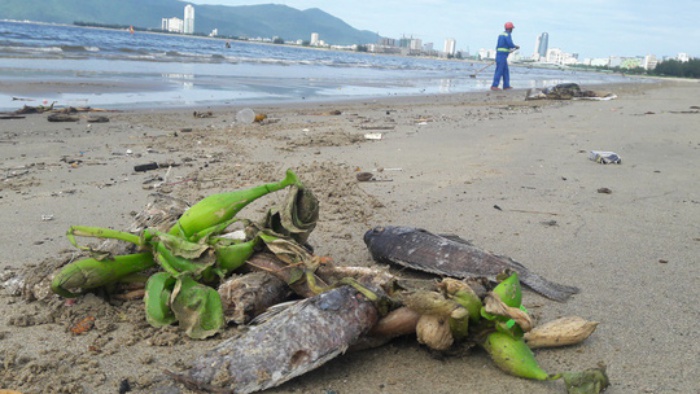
[{"x1": 0, "y1": 20, "x2": 636, "y2": 110}]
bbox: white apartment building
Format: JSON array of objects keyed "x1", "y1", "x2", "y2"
[
  {"x1": 643, "y1": 54, "x2": 658, "y2": 70},
  {"x1": 409, "y1": 38, "x2": 422, "y2": 51},
  {"x1": 184, "y1": 4, "x2": 195, "y2": 34},
  {"x1": 546, "y1": 48, "x2": 578, "y2": 65},
  {"x1": 478, "y1": 48, "x2": 496, "y2": 60},
  {"x1": 443, "y1": 38, "x2": 456, "y2": 57},
  {"x1": 162, "y1": 17, "x2": 184, "y2": 33},
  {"x1": 310, "y1": 32, "x2": 320, "y2": 46}
]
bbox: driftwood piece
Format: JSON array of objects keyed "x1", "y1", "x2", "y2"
[{"x1": 47, "y1": 114, "x2": 80, "y2": 122}]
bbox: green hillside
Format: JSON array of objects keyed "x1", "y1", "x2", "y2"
[{"x1": 0, "y1": 0, "x2": 379, "y2": 45}]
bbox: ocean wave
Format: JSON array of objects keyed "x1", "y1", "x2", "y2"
[
  {"x1": 60, "y1": 45, "x2": 100, "y2": 52},
  {"x1": 0, "y1": 45, "x2": 63, "y2": 54},
  {"x1": 118, "y1": 47, "x2": 150, "y2": 55}
]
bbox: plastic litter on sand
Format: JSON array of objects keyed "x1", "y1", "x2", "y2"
[{"x1": 589, "y1": 150, "x2": 621, "y2": 164}]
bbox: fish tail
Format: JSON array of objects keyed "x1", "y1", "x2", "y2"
[{"x1": 521, "y1": 272, "x2": 580, "y2": 302}]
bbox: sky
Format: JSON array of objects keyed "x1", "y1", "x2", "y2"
[{"x1": 187, "y1": 0, "x2": 699, "y2": 60}]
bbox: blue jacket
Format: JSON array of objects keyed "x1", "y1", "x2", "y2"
[{"x1": 496, "y1": 31, "x2": 516, "y2": 54}]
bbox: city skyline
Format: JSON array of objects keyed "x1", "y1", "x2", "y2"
[{"x1": 187, "y1": 0, "x2": 699, "y2": 60}]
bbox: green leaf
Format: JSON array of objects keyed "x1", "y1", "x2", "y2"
[
  {"x1": 144, "y1": 272, "x2": 177, "y2": 328},
  {"x1": 154, "y1": 241, "x2": 215, "y2": 278},
  {"x1": 214, "y1": 237, "x2": 258, "y2": 273},
  {"x1": 156, "y1": 231, "x2": 210, "y2": 259},
  {"x1": 170, "y1": 275, "x2": 224, "y2": 339},
  {"x1": 287, "y1": 267, "x2": 304, "y2": 284}
]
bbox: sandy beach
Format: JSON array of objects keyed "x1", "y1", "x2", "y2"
[{"x1": 1, "y1": 80, "x2": 699, "y2": 393}]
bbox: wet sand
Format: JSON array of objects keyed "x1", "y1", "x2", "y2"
[{"x1": 1, "y1": 80, "x2": 699, "y2": 393}]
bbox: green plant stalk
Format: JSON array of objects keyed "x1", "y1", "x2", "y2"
[
  {"x1": 449, "y1": 315, "x2": 470, "y2": 341},
  {"x1": 51, "y1": 252, "x2": 155, "y2": 298},
  {"x1": 169, "y1": 169, "x2": 300, "y2": 239},
  {"x1": 482, "y1": 331, "x2": 561, "y2": 381},
  {"x1": 154, "y1": 241, "x2": 214, "y2": 281},
  {"x1": 67, "y1": 225, "x2": 149, "y2": 250},
  {"x1": 450, "y1": 289, "x2": 483, "y2": 323},
  {"x1": 188, "y1": 218, "x2": 240, "y2": 243},
  {"x1": 214, "y1": 238, "x2": 259, "y2": 273},
  {"x1": 144, "y1": 272, "x2": 177, "y2": 328}
]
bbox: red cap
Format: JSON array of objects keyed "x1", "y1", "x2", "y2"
[{"x1": 505, "y1": 22, "x2": 515, "y2": 30}]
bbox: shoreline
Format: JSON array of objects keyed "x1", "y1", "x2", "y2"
[
  {"x1": 1, "y1": 79, "x2": 699, "y2": 393},
  {"x1": 0, "y1": 19, "x2": 648, "y2": 113},
  {"x1": 0, "y1": 73, "x2": 659, "y2": 114}
]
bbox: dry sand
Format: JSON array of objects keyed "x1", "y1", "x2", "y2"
[{"x1": 1, "y1": 80, "x2": 699, "y2": 393}]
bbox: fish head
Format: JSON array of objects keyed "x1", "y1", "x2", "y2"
[{"x1": 363, "y1": 226, "x2": 386, "y2": 247}]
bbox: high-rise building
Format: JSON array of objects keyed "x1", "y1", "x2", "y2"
[
  {"x1": 184, "y1": 5, "x2": 195, "y2": 34},
  {"x1": 310, "y1": 32, "x2": 320, "y2": 46},
  {"x1": 533, "y1": 36, "x2": 541, "y2": 59},
  {"x1": 162, "y1": 17, "x2": 184, "y2": 33},
  {"x1": 444, "y1": 38, "x2": 457, "y2": 57},
  {"x1": 533, "y1": 32, "x2": 548, "y2": 60}
]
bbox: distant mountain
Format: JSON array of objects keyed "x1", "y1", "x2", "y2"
[{"x1": 0, "y1": 0, "x2": 379, "y2": 45}]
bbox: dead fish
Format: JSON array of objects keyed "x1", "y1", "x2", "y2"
[
  {"x1": 363, "y1": 226, "x2": 579, "y2": 302},
  {"x1": 218, "y1": 271, "x2": 292, "y2": 325},
  {"x1": 169, "y1": 284, "x2": 381, "y2": 393}
]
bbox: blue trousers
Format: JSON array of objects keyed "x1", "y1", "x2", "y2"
[{"x1": 491, "y1": 53, "x2": 510, "y2": 88}]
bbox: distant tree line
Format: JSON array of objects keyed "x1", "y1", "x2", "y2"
[
  {"x1": 75, "y1": 21, "x2": 139, "y2": 30},
  {"x1": 651, "y1": 59, "x2": 700, "y2": 78},
  {"x1": 574, "y1": 58, "x2": 700, "y2": 79}
]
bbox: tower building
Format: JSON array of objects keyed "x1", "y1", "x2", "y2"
[
  {"x1": 184, "y1": 4, "x2": 195, "y2": 34},
  {"x1": 536, "y1": 32, "x2": 549, "y2": 60},
  {"x1": 444, "y1": 38, "x2": 456, "y2": 57}
]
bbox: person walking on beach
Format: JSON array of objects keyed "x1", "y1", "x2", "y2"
[{"x1": 491, "y1": 22, "x2": 519, "y2": 91}]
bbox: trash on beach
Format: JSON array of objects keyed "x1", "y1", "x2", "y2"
[
  {"x1": 589, "y1": 150, "x2": 621, "y2": 164},
  {"x1": 87, "y1": 116, "x2": 109, "y2": 123},
  {"x1": 134, "y1": 162, "x2": 159, "y2": 172},
  {"x1": 373, "y1": 167, "x2": 402, "y2": 172},
  {"x1": 193, "y1": 111, "x2": 214, "y2": 118},
  {"x1": 356, "y1": 172, "x2": 375, "y2": 181},
  {"x1": 41, "y1": 214, "x2": 55, "y2": 221},
  {"x1": 70, "y1": 315, "x2": 96, "y2": 335},
  {"x1": 13, "y1": 101, "x2": 57, "y2": 114},
  {"x1": 364, "y1": 132, "x2": 383, "y2": 140},
  {"x1": 47, "y1": 114, "x2": 80, "y2": 122},
  {"x1": 236, "y1": 108, "x2": 257, "y2": 124},
  {"x1": 356, "y1": 171, "x2": 393, "y2": 182},
  {"x1": 525, "y1": 83, "x2": 616, "y2": 101},
  {"x1": 8, "y1": 169, "x2": 605, "y2": 393},
  {"x1": 597, "y1": 188, "x2": 613, "y2": 194}
]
